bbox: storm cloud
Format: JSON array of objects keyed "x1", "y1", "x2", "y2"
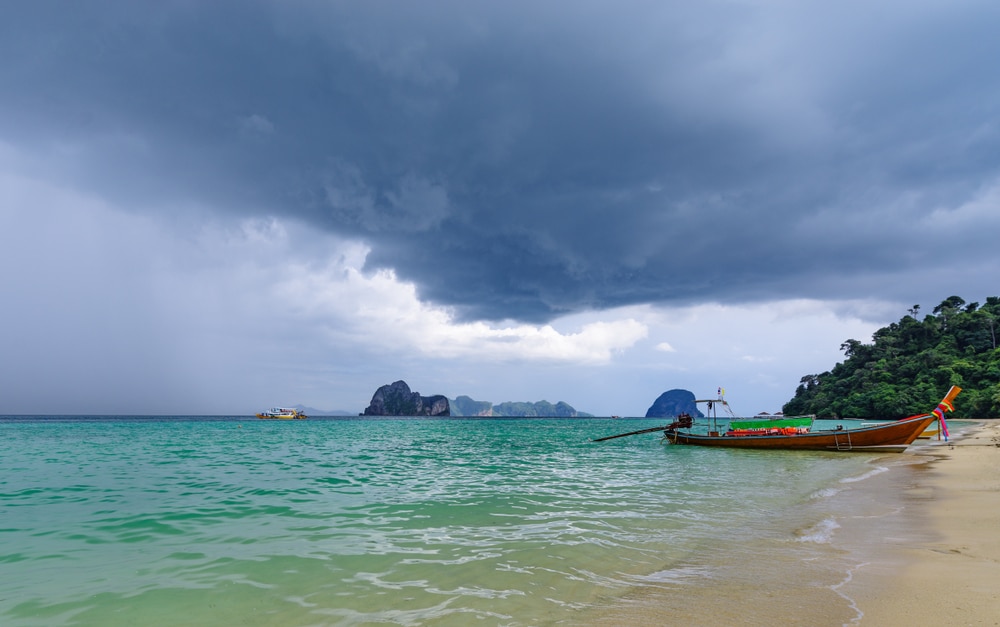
[{"x1": 2, "y1": 1, "x2": 998, "y2": 413}]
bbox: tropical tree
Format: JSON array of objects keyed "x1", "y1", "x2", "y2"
[{"x1": 784, "y1": 296, "x2": 1000, "y2": 419}]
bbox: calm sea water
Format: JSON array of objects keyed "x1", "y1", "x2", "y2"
[{"x1": 0, "y1": 416, "x2": 949, "y2": 626}]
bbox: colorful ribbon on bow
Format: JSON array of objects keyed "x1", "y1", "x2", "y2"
[{"x1": 931, "y1": 397, "x2": 956, "y2": 441}]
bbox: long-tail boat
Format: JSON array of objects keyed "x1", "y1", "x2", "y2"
[{"x1": 594, "y1": 386, "x2": 960, "y2": 453}]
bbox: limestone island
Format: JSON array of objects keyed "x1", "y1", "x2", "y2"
[{"x1": 361, "y1": 380, "x2": 450, "y2": 416}]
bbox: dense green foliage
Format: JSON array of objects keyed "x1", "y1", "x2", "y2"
[{"x1": 783, "y1": 296, "x2": 1000, "y2": 419}]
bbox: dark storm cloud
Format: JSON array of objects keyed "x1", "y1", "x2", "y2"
[{"x1": 4, "y1": 1, "x2": 999, "y2": 322}]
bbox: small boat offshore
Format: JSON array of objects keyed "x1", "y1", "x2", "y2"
[
  {"x1": 256, "y1": 407, "x2": 308, "y2": 420},
  {"x1": 594, "y1": 386, "x2": 960, "y2": 453}
]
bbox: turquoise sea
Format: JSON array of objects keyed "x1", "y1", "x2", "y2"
[{"x1": 0, "y1": 416, "x2": 956, "y2": 626}]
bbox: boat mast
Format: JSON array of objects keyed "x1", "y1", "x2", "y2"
[{"x1": 694, "y1": 387, "x2": 736, "y2": 433}]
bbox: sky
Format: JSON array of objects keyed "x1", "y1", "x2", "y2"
[{"x1": 2, "y1": 1, "x2": 998, "y2": 416}]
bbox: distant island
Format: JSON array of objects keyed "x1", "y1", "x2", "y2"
[
  {"x1": 313, "y1": 380, "x2": 707, "y2": 419},
  {"x1": 450, "y1": 395, "x2": 593, "y2": 417},
  {"x1": 361, "y1": 380, "x2": 450, "y2": 416},
  {"x1": 644, "y1": 389, "x2": 705, "y2": 418},
  {"x1": 352, "y1": 381, "x2": 596, "y2": 417}
]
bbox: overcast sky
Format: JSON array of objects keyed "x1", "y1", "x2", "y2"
[{"x1": 2, "y1": 1, "x2": 998, "y2": 416}]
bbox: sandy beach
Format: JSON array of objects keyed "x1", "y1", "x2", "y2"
[
  {"x1": 586, "y1": 421, "x2": 1000, "y2": 627},
  {"x1": 853, "y1": 421, "x2": 1000, "y2": 625}
]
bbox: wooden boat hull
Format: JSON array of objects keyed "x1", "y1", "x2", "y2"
[{"x1": 664, "y1": 414, "x2": 937, "y2": 452}]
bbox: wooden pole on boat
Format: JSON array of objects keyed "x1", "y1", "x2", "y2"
[
  {"x1": 939, "y1": 385, "x2": 961, "y2": 409},
  {"x1": 592, "y1": 425, "x2": 668, "y2": 442}
]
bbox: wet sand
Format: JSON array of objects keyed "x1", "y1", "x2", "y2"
[
  {"x1": 583, "y1": 421, "x2": 1000, "y2": 627},
  {"x1": 850, "y1": 421, "x2": 1000, "y2": 625}
]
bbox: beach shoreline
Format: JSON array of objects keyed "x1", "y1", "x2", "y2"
[
  {"x1": 847, "y1": 421, "x2": 1000, "y2": 625},
  {"x1": 582, "y1": 421, "x2": 1000, "y2": 627}
]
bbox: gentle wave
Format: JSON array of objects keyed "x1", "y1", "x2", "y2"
[
  {"x1": 1, "y1": 417, "x2": 892, "y2": 626},
  {"x1": 840, "y1": 465, "x2": 890, "y2": 484},
  {"x1": 797, "y1": 517, "x2": 841, "y2": 544}
]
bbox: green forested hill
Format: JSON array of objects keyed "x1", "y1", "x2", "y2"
[{"x1": 783, "y1": 296, "x2": 1000, "y2": 419}]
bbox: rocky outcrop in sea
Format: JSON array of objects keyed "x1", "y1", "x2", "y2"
[
  {"x1": 645, "y1": 389, "x2": 705, "y2": 418},
  {"x1": 362, "y1": 380, "x2": 450, "y2": 416}
]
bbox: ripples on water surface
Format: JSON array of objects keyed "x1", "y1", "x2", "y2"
[{"x1": 1, "y1": 417, "x2": 902, "y2": 626}]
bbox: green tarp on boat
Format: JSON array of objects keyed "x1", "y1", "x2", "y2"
[{"x1": 727, "y1": 417, "x2": 813, "y2": 430}]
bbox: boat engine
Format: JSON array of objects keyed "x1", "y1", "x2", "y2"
[{"x1": 666, "y1": 413, "x2": 694, "y2": 430}]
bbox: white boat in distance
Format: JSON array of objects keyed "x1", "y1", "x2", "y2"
[{"x1": 256, "y1": 407, "x2": 308, "y2": 420}]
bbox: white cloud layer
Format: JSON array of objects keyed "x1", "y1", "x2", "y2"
[
  {"x1": 0, "y1": 165, "x2": 649, "y2": 412},
  {"x1": 1, "y1": 160, "x2": 887, "y2": 415}
]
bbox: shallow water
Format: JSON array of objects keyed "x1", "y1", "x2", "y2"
[{"x1": 0, "y1": 417, "x2": 950, "y2": 626}]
